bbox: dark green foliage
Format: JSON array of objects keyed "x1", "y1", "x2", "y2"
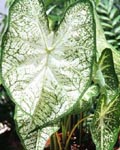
[
  {"x1": 43, "y1": 0, "x2": 76, "y2": 30},
  {"x1": 97, "y1": 0, "x2": 120, "y2": 50}
]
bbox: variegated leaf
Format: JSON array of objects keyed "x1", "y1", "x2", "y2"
[
  {"x1": 15, "y1": 106, "x2": 59, "y2": 150},
  {"x1": 112, "y1": 50, "x2": 120, "y2": 87},
  {"x1": 94, "y1": 8, "x2": 120, "y2": 87},
  {"x1": 91, "y1": 94, "x2": 120, "y2": 150},
  {"x1": 97, "y1": 48, "x2": 119, "y2": 91},
  {"x1": 90, "y1": 13, "x2": 120, "y2": 146},
  {"x1": 2, "y1": 0, "x2": 95, "y2": 128},
  {"x1": 1, "y1": 0, "x2": 95, "y2": 149},
  {"x1": 74, "y1": 85, "x2": 99, "y2": 113}
]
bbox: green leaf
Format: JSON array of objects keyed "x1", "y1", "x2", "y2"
[
  {"x1": 99, "y1": 16, "x2": 110, "y2": 22},
  {"x1": 98, "y1": 3, "x2": 107, "y2": 10},
  {"x1": 108, "y1": 0, "x2": 114, "y2": 13},
  {"x1": 94, "y1": 0, "x2": 100, "y2": 6},
  {"x1": 116, "y1": 35, "x2": 120, "y2": 40},
  {"x1": 98, "y1": 48, "x2": 119, "y2": 90},
  {"x1": 6, "y1": 0, "x2": 16, "y2": 8},
  {"x1": 112, "y1": 50, "x2": 120, "y2": 87},
  {"x1": 112, "y1": 15, "x2": 120, "y2": 26},
  {"x1": 101, "y1": 22, "x2": 112, "y2": 29},
  {"x1": 97, "y1": 0, "x2": 120, "y2": 50},
  {"x1": 108, "y1": 39, "x2": 117, "y2": 44},
  {"x1": 114, "y1": 26, "x2": 120, "y2": 33},
  {"x1": 1, "y1": 0, "x2": 95, "y2": 149},
  {"x1": 104, "y1": 31, "x2": 114, "y2": 36},
  {"x1": 96, "y1": 8, "x2": 107, "y2": 15},
  {"x1": 91, "y1": 94, "x2": 120, "y2": 150},
  {"x1": 74, "y1": 85, "x2": 99, "y2": 113},
  {"x1": 109, "y1": 7, "x2": 117, "y2": 19},
  {"x1": 95, "y1": 0, "x2": 120, "y2": 85},
  {"x1": 93, "y1": 10, "x2": 109, "y2": 53}
]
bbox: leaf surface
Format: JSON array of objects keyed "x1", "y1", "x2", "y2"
[
  {"x1": 74, "y1": 85, "x2": 99, "y2": 113},
  {"x1": 91, "y1": 48, "x2": 119, "y2": 150},
  {"x1": 2, "y1": 0, "x2": 95, "y2": 127},
  {"x1": 16, "y1": 106, "x2": 59, "y2": 150},
  {"x1": 1, "y1": 0, "x2": 95, "y2": 149},
  {"x1": 98, "y1": 48, "x2": 118, "y2": 90},
  {"x1": 91, "y1": 94, "x2": 120, "y2": 150}
]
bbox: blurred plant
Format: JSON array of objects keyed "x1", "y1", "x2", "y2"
[
  {"x1": 43, "y1": 0, "x2": 77, "y2": 30},
  {"x1": 97, "y1": 0, "x2": 120, "y2": 50}
]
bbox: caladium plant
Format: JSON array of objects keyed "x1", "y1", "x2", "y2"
[
  {"x1": 91, "y1": 48, "x2": 120, "y2": 150},
  {"x1": 1, "y1": 0, "x2": 96, "y2": 149},
  {"x1": 0, "y1": 0, "x2": 120, "y2": 150},
  {"x1": 91, "y1": 6, "x2": 120, "y2": 149}
]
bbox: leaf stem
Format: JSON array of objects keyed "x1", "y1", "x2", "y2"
[
  {"x1": 56, "y1": 132, "x2": 62, "y2": 150},
  {"x1": 65, "y1": 115, "x2": 92, "y2": 150}
]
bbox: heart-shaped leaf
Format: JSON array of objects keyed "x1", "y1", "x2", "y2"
[
  {"x1": 91, "y1": 94, "x2": 120, "y2": 150},
  {"x1": 1, "y1": 0, "x2": 95, "y2": 149},
  {"x1": 98, "y1": 48, "x2": 118, "y2": 91},
  {"x1": 91, "y1": 48, "x2": 119, "y2": 150}
]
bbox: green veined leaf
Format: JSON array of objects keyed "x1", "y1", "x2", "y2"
[
  {"x1": 1, "y1": 0, "x2": 95, "y2": 149},
  {"x1": 15, "y1": 106, "x2": 59, "y2": 150},
  {"x1": 112, "y1": 50, "x2": 120, "y2": 87},
  {"x1": 98, "y1": 48, "x2": 119, "y2": 90},
  {"x1": 91, "y1": 94, "x2": 120, "y2": 150}
]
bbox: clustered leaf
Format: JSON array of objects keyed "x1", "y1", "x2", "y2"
[
  {"x1": 91, "y1": 4, "x2": 120, "y2": 149},
  {"x1": 97, "y1": 0, "x2": 120, "y2": 50}
]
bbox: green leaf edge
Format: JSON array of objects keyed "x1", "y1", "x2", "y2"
[{"x1": 0, "y1": 0, "x2": 96, "y2": 129}]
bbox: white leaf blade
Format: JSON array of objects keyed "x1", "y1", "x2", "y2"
[
  {"x1": 15, "y1": 106, "x2": 59, "y2": 150},
  {"x1": 2, "y1": 0, "x2": 95, "y2": 136},
  {"x1": 31, "y1": 1, "x2": 95, "y2": 128}
]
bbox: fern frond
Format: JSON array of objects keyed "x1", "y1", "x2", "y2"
[{"x1": 97, "y1": 0, "x2": 120, "y2": 50}]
